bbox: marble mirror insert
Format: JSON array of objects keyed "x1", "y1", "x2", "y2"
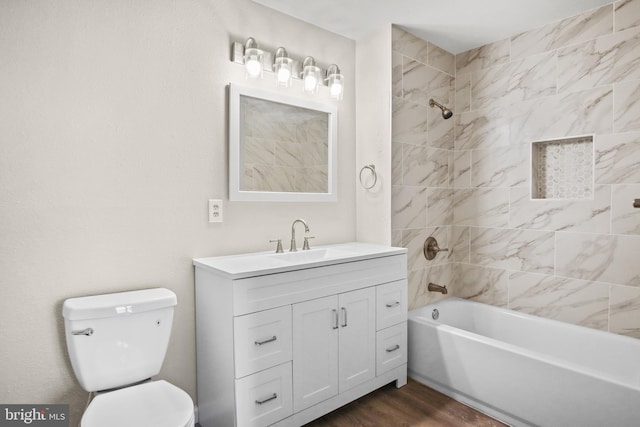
[{"x1": 229, "y1": 84, "x2": 338, "y2": 202}]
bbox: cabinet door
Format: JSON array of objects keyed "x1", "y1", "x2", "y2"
[
  {"x1": 338, "y1": 287, "x2": 376, "y2": 392},
  {"x1": 292, "y1": 295, "x2": 339, "y2": 412}
]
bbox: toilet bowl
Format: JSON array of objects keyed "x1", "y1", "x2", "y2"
[
  {"x1": 62, "y1": 288, "x2": 194, "y2": 427},
  {"x1": 81, "y1": 381, "x2": 194, "y2": 427}
]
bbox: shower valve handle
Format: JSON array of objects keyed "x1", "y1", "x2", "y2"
[{"x1": 424, "y1": 236, "x2": 449, "y2": 260}]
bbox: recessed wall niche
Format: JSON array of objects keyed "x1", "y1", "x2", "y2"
[{"x1": 531, "y1": 135, "x2": 594, "y2": 200}]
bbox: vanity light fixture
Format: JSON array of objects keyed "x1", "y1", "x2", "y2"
[
  {"x1": 273, "y1": 47, "x2": 293, "y2": 87},
  {"x1": 243, "y1": 37, "x2": 264, "y2": 79},
  {"x1": 231, "y1": 39, "x2": 345, "y2": 101},
  {"x1": 301, "y1": 56, "x2": 322, "y2": 94},
  {"x1": 326, "y1": 64, "x2": 344, "y2": 100}
]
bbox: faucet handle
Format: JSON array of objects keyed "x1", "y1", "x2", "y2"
[
  {"x1": 302, "y1": 236, "x2": 315, "y2": 250},
  {"x1": 269, "y1": 239, "x2": 284, "y2": 253},
  {"x1": 423, "y1": 236, "x2": 449, "y2": 260}
]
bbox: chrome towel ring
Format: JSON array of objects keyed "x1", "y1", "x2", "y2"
[{"x1": 359, "y1": 164, "x2": 377, "y2": 189}]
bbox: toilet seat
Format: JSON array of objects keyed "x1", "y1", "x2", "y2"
[{"x1": 81, "y1": 380, "x2": 194, "y2": 427}]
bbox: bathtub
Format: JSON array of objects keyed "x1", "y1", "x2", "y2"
[{"x1": 408, "y1": 297, "x2": 640, "y2": 427}]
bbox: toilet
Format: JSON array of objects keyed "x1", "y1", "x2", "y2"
[{"x1": 62, "y1": 288, "x2": 195, "y2": 427}]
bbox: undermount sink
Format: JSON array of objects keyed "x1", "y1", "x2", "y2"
[
  {"x1": 193, "y1": 242, "x2": 407, "y2": 279},
  {"x1": 268, "y1": 247, "x2": 357, "y2": 264}
]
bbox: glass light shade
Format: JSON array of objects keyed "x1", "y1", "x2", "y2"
[
  {"x1": 274, "y1": 57, "x2": 293, "y2": 87},
  {"x1": 244, "y1": 47, "x2": 263, "y2": 79},
  {"x1": 328, "y1": 73, "x2": 344, "y2": 100},
  {"x1": 302, "y1": 65, "x2": 321, "y2": 94}
]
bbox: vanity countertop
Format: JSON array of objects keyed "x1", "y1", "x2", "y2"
[{"x1": 193, "y1": 242, "x2": 407, "y2": 279}]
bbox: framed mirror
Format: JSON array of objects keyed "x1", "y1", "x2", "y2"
[{"x1": 229, "y1": 84, "x2": 338, "y2": 202}]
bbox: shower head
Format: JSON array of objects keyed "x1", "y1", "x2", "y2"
[{"x1": 429, "y1": 98, "x2": 453, "y2": 120}]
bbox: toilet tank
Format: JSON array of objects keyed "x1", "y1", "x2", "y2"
[{"x1": 62, "y1": 288, "x2": 177, "y2": 392}]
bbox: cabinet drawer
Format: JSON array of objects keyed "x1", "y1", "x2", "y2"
[
  {"x1": 235, "y1": 362, "x2": 293, "y2": 427},
  {"x1": 234, "y1": 306, "x2": 292, "y2": 378},
  {"x1": 233, "y1": 254, "x2": 407, "y2": 315},
  {"x1": 376, "y1": 280, "x2": 407, "y2": 330},
  {"x1": 376, "y1": 322, "x2": 407, "y2": 376}
]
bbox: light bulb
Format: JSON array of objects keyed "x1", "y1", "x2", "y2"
[
  {"x1": 245, "y1": 56, "x2": 262, "y2": 78},
  {"x1": 326, "y1": 64, "x2": 344, "y2": 100},
  {"x1": 243, "y1": 41, "x2": 263, "y2": 79},
  {"x1": 330, "y1": 81, "x2": 342, "y2": 98},
  {"x1": 304, "y1": 74, "x2": 318, "y2": 92},
  {"x1": 273, "y1": 48, "x2": 292, "y2": 87},
  {"x1": 301, "y1": 57, "x2": 320, "y2": 94},
  {"x1": 277, "y1": 67, "x2": 291, "y2": 84}
]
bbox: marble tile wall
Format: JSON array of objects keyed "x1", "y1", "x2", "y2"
[
  {"x1": 449, "y1": 1, "x2": 640, "y2": 338},
  {"x1": 392, "y1": 1, "x2": 640, "y2": 339},
  {"x1": 391, "y1": 26, "x2": 455, "y2": 309}
]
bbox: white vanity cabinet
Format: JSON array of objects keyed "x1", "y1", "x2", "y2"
[
  {"x1": 292, "y1": 287, "x2": 376, "y2": 412},
  {"x1": 194, "y1": 243, "x2": 407, "y2": 427}
]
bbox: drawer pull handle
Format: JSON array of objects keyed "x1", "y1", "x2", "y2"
[
  {"x1": 341, "y1": 307, "x2": 348, "y2": 328},
  {"x1": 386, "y1": 344, "x2": 400, "y2": 353},
  {"x1": 254, "y1": 336, "x2": 277, "y2": 346},
  {"x1": 255, "y1": 393, "x2": 278, "y2": 405},
  {"x1": 332, "y1": 309, "x2": 339, "y2": 329},
  {"x1": 386, "y1": 301, "x2": 400, "y2": 308}
]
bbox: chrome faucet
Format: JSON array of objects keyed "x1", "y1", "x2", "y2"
[
  {"x1": 290, "y1": 219, "x2": 310, "y2": 252},
  {"x1": 427, "y1": 282, "x2": 448, "y2": 294}
]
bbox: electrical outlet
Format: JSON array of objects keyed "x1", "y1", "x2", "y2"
[{"x1": 208, "y1": 199, "x2": 223, "y2": 223}]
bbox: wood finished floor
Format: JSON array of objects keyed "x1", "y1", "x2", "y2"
[{"x1": 303, "y1": 378, "x2": 508, "y2": 427}]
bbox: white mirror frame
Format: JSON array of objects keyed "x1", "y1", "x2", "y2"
[{"x1": 228, "y1": 83, "x2": 338, "y2": 202}]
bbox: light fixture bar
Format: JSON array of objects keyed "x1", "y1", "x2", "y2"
[{"x1": 231, "y1": 41, "x2": 328, "y2": 86}]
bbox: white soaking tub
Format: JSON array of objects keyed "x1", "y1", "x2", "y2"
[{"x1": 408, "y1": 297, "x2": 640, "y2": 427}]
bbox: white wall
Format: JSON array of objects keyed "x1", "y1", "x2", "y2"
[
  {"x1": 355, "y1": 26, "x2": 392, "y2": 244},
  {"x1": 0, "y1": 0, "x2": 356, "y2": 423}
]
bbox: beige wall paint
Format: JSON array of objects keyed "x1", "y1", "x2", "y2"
[
  {"x1": 0, "y1": 0, "x2": 355, "y2": 423},
  {"x1": 356, "y1": 25, "x2": 392, "y2": 245}
]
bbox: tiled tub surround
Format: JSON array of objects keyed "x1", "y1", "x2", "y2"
[
  {"x1": 391, "y1": 26, "x2": 456, "y2": 314},
  {"x1": 391, "y1": 0, "x2": 640, "y2": 340}
]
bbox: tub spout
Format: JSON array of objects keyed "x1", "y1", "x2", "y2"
[{"x1": 428, "y1": 282, "x2": 448, "y2": 294}]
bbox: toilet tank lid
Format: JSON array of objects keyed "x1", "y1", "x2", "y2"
[{"x1": 62, "y1": 288, "x2": 177, "y2": 321}]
